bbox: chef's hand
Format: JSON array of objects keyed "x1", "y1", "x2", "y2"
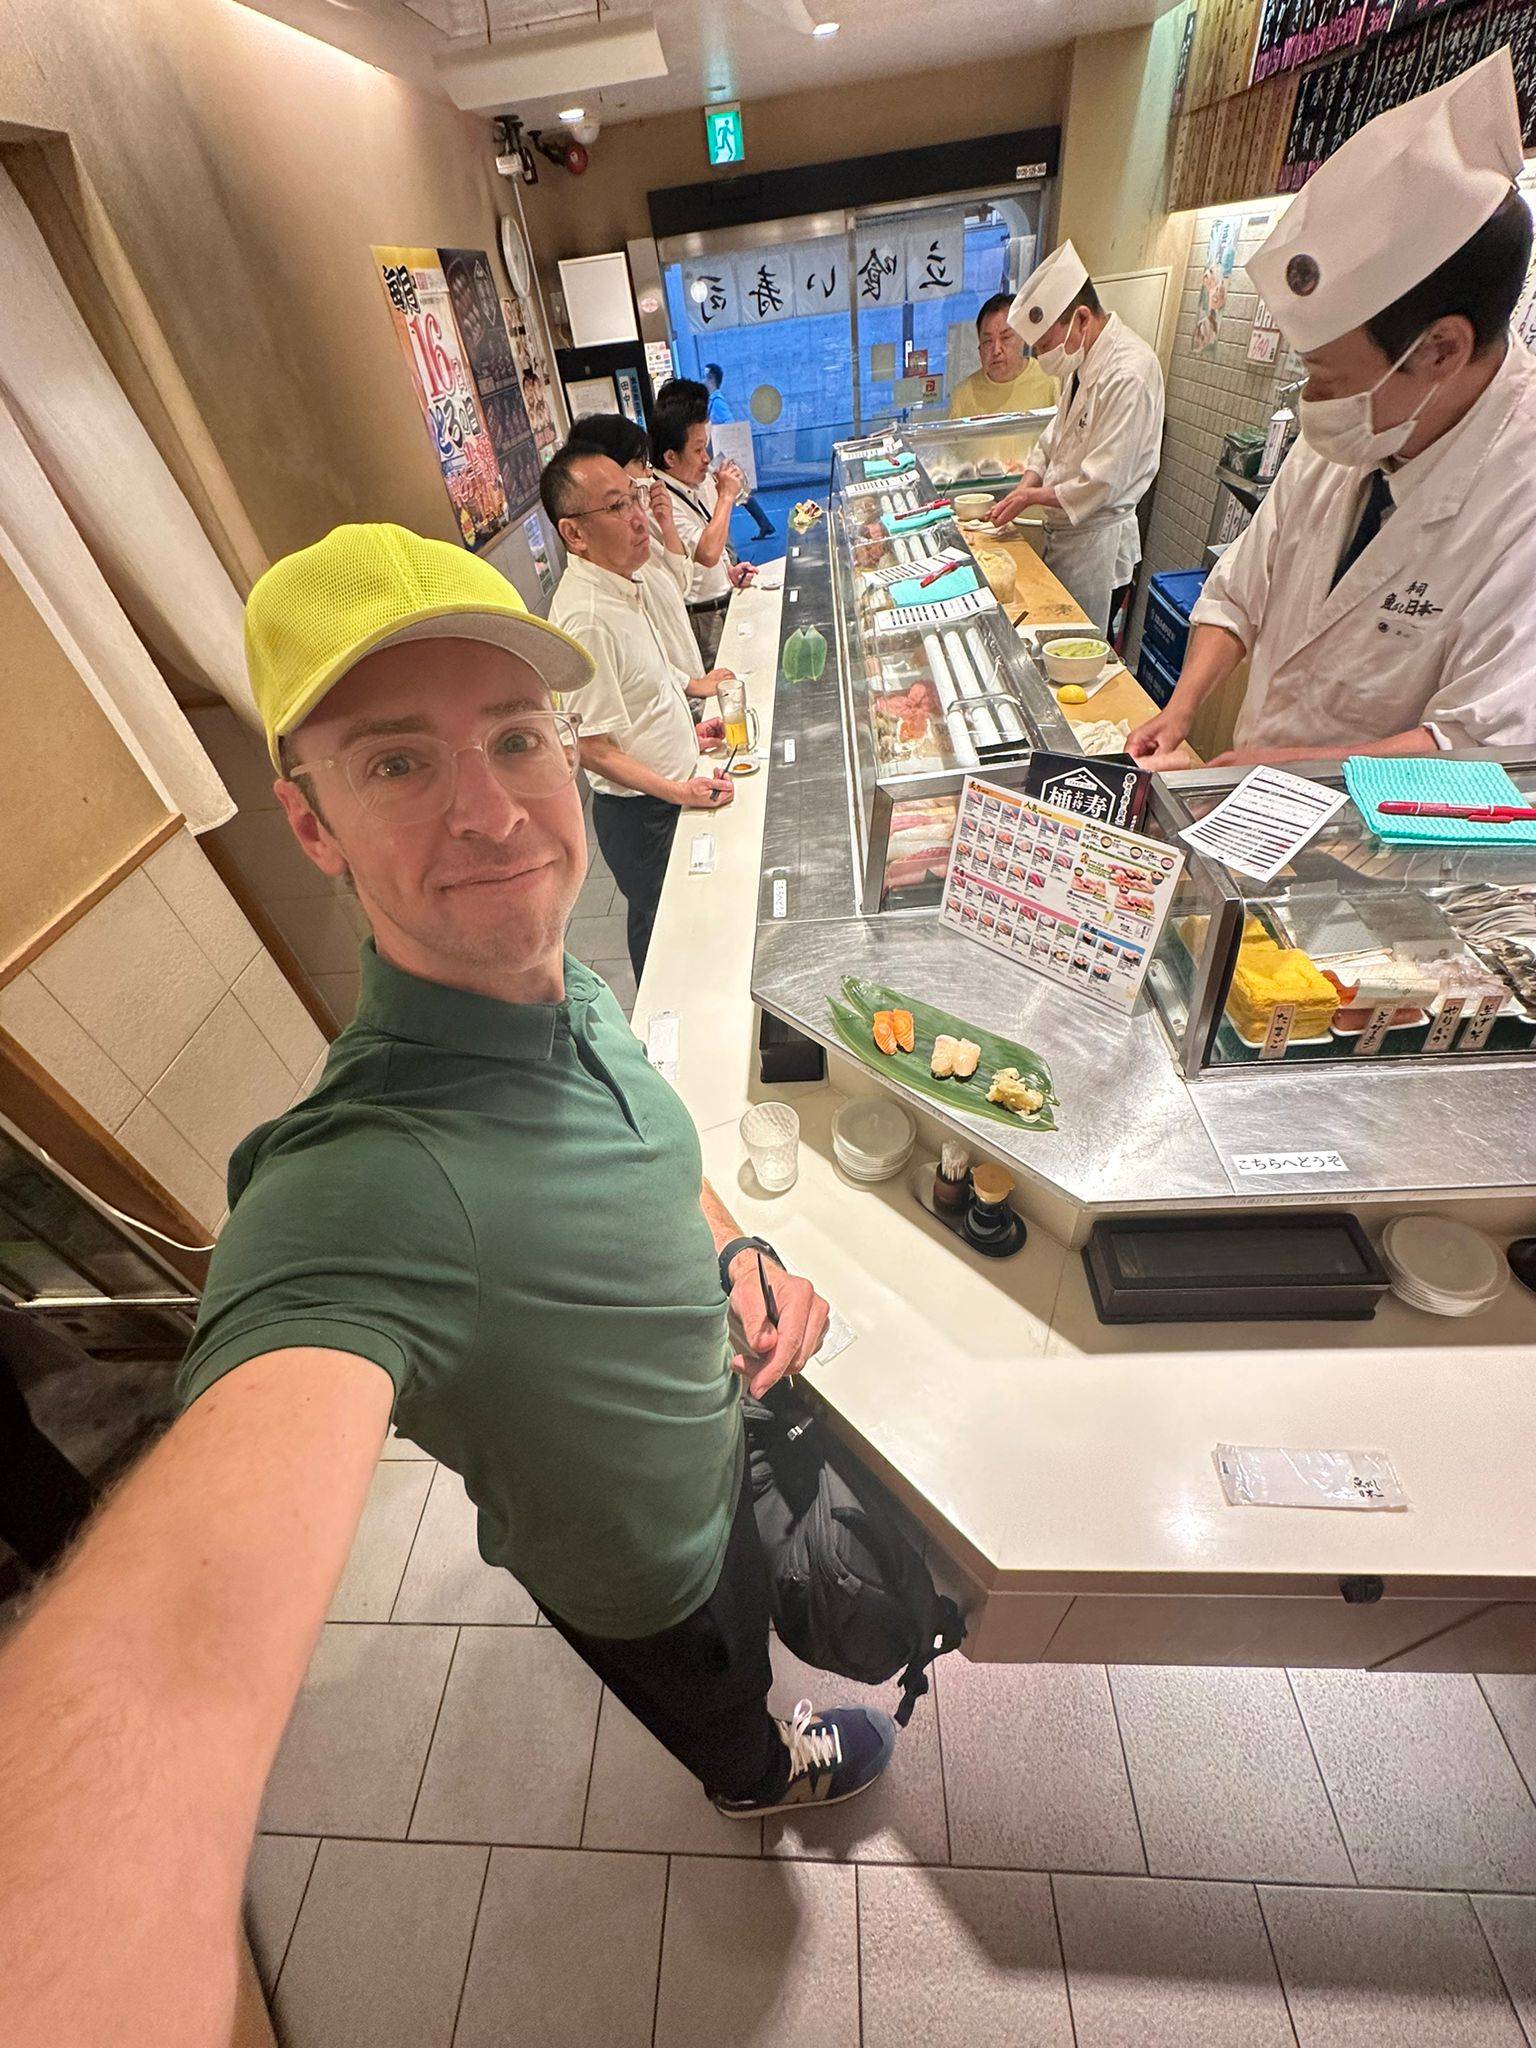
[
  {"x1": 1127, "y1": 707, "x2": 1195, "y2": 772},
  {"x1": 727, "y1": 561, "x2": 756, "y2": 588},
  {"x1": 696, "y1": 715, "x2": 726, "y2": 745},
  {"x1": 676, "y1": 771, "x2": 735, "y2": 809},
  {"x1": 727, "y1": 1251, "x2": 830, "y2": 1399},
  {"x1": 987, "y1": 484, "x2": 1037, "y2": 525}
]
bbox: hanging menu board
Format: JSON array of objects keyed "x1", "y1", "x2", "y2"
[{"x1": 939, "y1": 777, "x2": 1186, "y2": 1013}]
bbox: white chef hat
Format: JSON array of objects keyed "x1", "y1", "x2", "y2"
[
  {"x1": 1250, "y1": 51, "x2": 1525, "y2": 353},
  {"x1": 1007, "y1": 239, "x2": 1089, "y2": 346}
]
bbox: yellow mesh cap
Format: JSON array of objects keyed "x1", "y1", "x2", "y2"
[{"x1": 245, "y1": 522, "x2": 594, "y2": 768}]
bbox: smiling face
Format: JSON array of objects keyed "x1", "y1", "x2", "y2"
[
  {"x1": 977, "y1": 306, "x2": 1024, "y2": 383},
  {"x1": 275, "y1": 638, "x2": 587, "y2": 1003}
]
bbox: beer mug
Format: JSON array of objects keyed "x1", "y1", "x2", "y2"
[{"x1": 716, "y1": 677, "x2": 759, "y2": 772}]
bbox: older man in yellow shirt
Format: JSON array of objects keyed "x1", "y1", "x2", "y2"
[{"x1": 948, "y1": 291, "x2": 1059, "y2": 419}]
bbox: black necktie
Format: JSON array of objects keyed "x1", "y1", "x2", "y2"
[{"x1": 1331, "y1": 469, "x2": 1393, "y2": 590}]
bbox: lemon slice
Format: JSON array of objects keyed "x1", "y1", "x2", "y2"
[{"x1": 1056, "y1": 683, "x2": 1089, "y2": 705}]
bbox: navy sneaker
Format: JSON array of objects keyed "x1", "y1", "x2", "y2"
[{"x1": 713, "y1": 1699, "x2": 896, "y2": 1818}]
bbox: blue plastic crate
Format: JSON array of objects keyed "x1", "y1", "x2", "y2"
[
  {"x1": 1142, "y1": 568, "x2": 1210, "y2": 676},
  {"x1": 1136, "y1": 641, "x2": 1179, "y2": 708}
]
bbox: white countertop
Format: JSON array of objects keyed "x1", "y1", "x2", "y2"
[{"x1": 633, "y1": 575, "x2": 1536, "y2": 1604}]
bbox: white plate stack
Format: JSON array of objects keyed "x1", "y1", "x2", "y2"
[
  {"x1": 1379, "y1": 1215, "x2": 1508, "y2": 1318},
  {"x1": 831, "y1": 1097, "x2": 917, "y2": 1184}
]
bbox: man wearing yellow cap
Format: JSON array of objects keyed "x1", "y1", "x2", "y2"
[
  {"x1": 0, "y1": 522, "x2": 897, "y2": 2033},
  {"x1": 1130, "y1": 52, "x2": 1536, "y2": 769}
]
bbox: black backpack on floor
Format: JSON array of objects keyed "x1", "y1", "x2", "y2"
[{"x1": 742, "y1": 1380, "x2": 966, "y2": 1727}]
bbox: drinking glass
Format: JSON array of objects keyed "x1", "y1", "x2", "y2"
[{"x1": 739, "y1": 1101, "x2": 800, "y2": 1192}]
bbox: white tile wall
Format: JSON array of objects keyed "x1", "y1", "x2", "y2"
[
  {"x1": 0, "y1": 829, "x2": 328, "y2": 1233},
  {"x1": 1131, "y1": 198, "x2": 1301, "y2": 662}
]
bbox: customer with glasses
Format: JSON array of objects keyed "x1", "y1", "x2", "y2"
[
  {"x1": 650, "y1": 385, "x2": 755, "y2": 666},
  {"x1": 0, "y1": 527, "x2": 897, "y2": 2040},
  {"x1": 543, "y1": 444, "x2": 734, "y2": 980}
]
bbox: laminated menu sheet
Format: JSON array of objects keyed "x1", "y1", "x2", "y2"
[
  {"x1": 940, "y1": 776, "x2": 1185, "y2": 1011},
  {"x1": 872, "y1": 586, "x2": 995, "y2": 633}
]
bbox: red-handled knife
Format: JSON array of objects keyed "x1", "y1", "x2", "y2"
[{"x1": 1376, "y1": 801, "x2": 1536, "y2": 822}]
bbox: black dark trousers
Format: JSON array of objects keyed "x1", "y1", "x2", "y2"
[
  {"x1": 590, "y1": 790, "x2": 680, "y2": 982},
  {"x1": 539, "y1": 1462, "x2": 782, "y2": 1802},
  {"x1": 0, "y1": 1312, "x2": 98, "y2": 1573}
]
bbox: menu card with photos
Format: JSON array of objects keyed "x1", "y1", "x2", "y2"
[{"x1": 939, "y1": 776, "x2": 1186, "y2": 1012}]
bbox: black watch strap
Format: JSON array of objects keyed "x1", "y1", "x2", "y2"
[{"x1": 718, "y1": 1235, "x2": 781, "y2": 1294}]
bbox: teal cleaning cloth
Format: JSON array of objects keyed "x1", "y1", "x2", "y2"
[
  {"x1": 865, "y1": 453, "x2": 917, "y2": 476},
  {"x1": 881, "y1": 505, "x2": 950, "y2": 535},
  {"x1": 1344, "y1": 755, "x2": 1536, "y2": 845},
  {"x1": 891, "y1": 566, "x2": 979, "y2": 607}
]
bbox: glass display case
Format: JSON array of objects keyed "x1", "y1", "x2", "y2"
[
  {"x1": 1146, "y1": 762, "x2": 1536, "y2": 1077},
  {"x1": 828, "y1": 427, "x2": 1079, "y2": 913},
  {"x1": 902, "y1": 406, "x2": 1055, "y2": 495}
]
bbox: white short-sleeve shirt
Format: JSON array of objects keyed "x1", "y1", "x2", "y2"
[
  {"x1": 548, "y1": 554, "x2": 699, "y2": 799},
  {"x1": 659, "y1": 473, "x2": 733, "y2": 605}
]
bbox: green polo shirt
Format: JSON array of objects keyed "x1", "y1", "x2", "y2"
[{"x1": 176, "y1": 941, "x2": 742, "y2": 1638}]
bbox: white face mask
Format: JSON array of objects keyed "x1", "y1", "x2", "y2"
[
  {"x1": 1035, "y1": 312, "x2": 1084, "y2": 382},
  {"x1": 1298, "y1": 329, "x2": 1444, "y2": 467}
]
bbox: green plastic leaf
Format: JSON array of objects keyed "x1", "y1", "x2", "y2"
[{"x1": 829, "y1": 978, "x2": 1058, "y2": 1132}]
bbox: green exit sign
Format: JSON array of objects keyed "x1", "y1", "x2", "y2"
[{"x1": 705, "y1": 103, "x2": 744, "y2": 167}]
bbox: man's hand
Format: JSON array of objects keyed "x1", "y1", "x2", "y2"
[
  {"x1": 703, "y1": 666, "x2": 735, "y2": 690},
  {"x1": 696, "y1": 715, "x2": 726, "y2": 746},
  {"x1": 716, "y1": 460, "x2": 746, "y2": 503},
  {"x1": 987, "y1": 484, "x2": 1037, "y2": 525},
  {"x1": 1126, "y1": 706, "x2": 1196, "y2": 772},
  {"x1": 727, "y1": 561, "x2": 756, "y2": 588},
  {"x1": 648, "y1": 477, "x2": 676, "y2": 531},
  {"x1": 728, "y1": 1251, "x2": 830, "y2": 1400},
  {"x1": 676, "y1": 771, "x2": 736, "y2": 809}
]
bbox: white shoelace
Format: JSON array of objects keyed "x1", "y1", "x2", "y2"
[{"x1": 779, "y1": 1699, "x2": 843, "y2": 1780}]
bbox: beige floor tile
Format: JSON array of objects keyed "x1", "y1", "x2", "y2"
[
  {"x1": 233, "y1": 949, "x2": 329, "y2": 1081},
  {"x1": 116, "y1": 1098, "x2": 227, "y2": 1229},
  {"x1": 148, "y1": 992, "x2": 295, "y2": 1174},
  {"x1": 410, "y1": 1626, "x2": 600, "y2": 1845},
  {"x1": 273, "y1": 1838, "x2": 486, "y2": 2048},
  {"x1": 573, "y1": 869, "x2": 617, "y2": 918},
  {"x1": 654, "y1": 1855, "x2": 858, "y2": 2048},
  {"x1": 391, "y1": 1464, "x2": 538, "y2": 1625},
  {"x1": 33, "y1": 869, "x2": 225, "y2": 1091},
  {"x1": 328, "y1": 1459, "x2": 433, "y2": 1622},
  {"x1": 259, "y1": 1622, "x2": 455, "y2": 1838},
  {"x1": 455, "y1": 1846, "x2": 666, "y2": 2048},
  {"x1": 145, "y1": 829, "x2": 263, "y2": 985},
  {"x1": 243, "y1": 1833, "x2": 318, "y2": 1994},
  {"x1": 1261, "y1": 1884, "x2": 1524, "y2": 2047},
  {"x1": 1291, "y1": 1671, "x2": 1536, "y2": 1890},
  {"x1": 582, "y1": 1686, "x2": 758, "y2": 1855},
  {"x1": 939, "y1": 1659, "x2": 1145, "y2": 1874},
  {"x1": 1056, "y1": 1874, "x2": 1294, "y2": 2048},
  {"x1": 1110, "y1": 1667, "x2": 1352, "y2": 1884},
  {"x1": 859, "y1": 1865, "x2": 1072, "y2": 2048},
  {"x1": 762, "y1": 1638, "x2": 948, "y2": 1867},
  {"x1": 1480, "y1": 1676, "x2": 1536, "y2": 1797},
  {"x1": 380, "y1": 1431, "x2": 433, "y2": 1460},
  {"x1": 0, "y1": 971, "x2": 141, "y2": 1133},
  {"x1": 1472, "y1": 1894, "x2": 1536, "y2": 2037},
  {"x1": 568, "y1": 910, "x2": 629, "y2": 962}
]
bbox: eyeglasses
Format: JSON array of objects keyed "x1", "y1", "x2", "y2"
[
  {"x1": 294, "y1": 711, "x2": 582, "y2": 824},
  {"x1": 566, "y1": 486, "x2": 648, "y2": 521}
]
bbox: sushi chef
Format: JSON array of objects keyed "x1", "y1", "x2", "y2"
[
  {"x1": 1129, "y1": 52, "x2": 1536, "y2": 771},
  {"x1": 987, "y1": 239, "x2": 1166, "y2": 633}
]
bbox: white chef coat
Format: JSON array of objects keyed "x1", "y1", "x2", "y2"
[
  {"x1": 548, "y1": 553, "x2": 698, "y2": 799},
  {"x1": 1031, "y1": 312, "x2": 1165, "y2": 632},
  {"x1": 1193, "y1": 339, "x2": 1536, "y2": 754},
  {"x1": 642, "y1": 536, "x2": 705, "y2": 678},
  {"x1": 660, "y1": 473, "x2": 734, "y2": 605}
]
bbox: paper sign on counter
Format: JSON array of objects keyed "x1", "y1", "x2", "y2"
[
  {"x1": 939, "y1": 775, "x2": 1184, "y2": 1012},
  {"x1": 645, "y1": 1011, "x2": 679, "y2": 1083},
  {"x1": 689, "y1": 834, "x2": 716, "y2": 874},
  {"x1": 1179, "y1": 766, "x2": 1347, "y2": 884}
]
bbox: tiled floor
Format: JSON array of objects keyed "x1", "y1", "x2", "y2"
[
  {"x1": 250, "y1": 1434, "x2": 1536, "y2": 2045},
  {"x1": 569, "y1": 820, "x2": 637, "y2": 1018}
]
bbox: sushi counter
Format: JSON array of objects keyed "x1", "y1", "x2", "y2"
[{"x1": 633, "y1": 567, "x2": 1536, "y2": 1670}]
